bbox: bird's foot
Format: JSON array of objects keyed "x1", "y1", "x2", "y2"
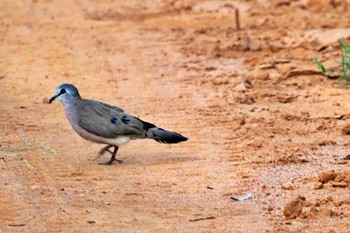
[
  {"x1": 97, "y1": 145, "x2": 121, "y2": 165},
  {"x1": 98, "y1": 157, "x2": 123, "y2": 165},
  {"x1": 98, "y1": 160, "x2": 123, "y2": 165}
]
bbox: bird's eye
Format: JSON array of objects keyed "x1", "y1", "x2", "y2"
[{"x1": 60, "y1": 89, "x2": 66, "y2": 94}]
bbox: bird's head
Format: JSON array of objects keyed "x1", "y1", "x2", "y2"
[{"x1": 49, "y1": 83, "x2": 81, "y2": 105}]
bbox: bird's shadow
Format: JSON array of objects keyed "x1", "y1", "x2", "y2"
[
  {"x1": 95, "y1": 153, "x2": 198, "y2": 166},
  {"x1": 134, "y1": 154, "x2": 198, "y2": 165}
]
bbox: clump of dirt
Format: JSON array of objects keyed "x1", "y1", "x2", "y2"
[
  {"x1": 283, "y1": 195, "x2": 339, "y2": 220},
  {"x1": 303, "y1": 206, "x2": 337, "y2": 219},
  {"x1": 283, "y1": 195, "x2": 305, "y2": 219},
  {"x1": 283, "y1": 170, "x2": 350, "y2": 221},
  {"x1": 318, "y1": 170, "x2": 350, "y2": 188}
]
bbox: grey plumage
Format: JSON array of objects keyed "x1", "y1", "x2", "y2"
[{"x1": 49, "y1": 83, "x2": 187, "y2": 164}]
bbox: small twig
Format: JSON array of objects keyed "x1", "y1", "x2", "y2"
[
  {"x1": 285, "y1": 69, "x2": 323, "y2": 78},
  {"x1": 15, "y1": 154, "x2": 35, "y2": 169},
  {"x1": 235, "y1": 8, "x2": 240, "y2": 31},
  {"x1": 284, "y1": 69, "x2": 339, "y2": 80},
  {"x1": 21, "y1": 159, "x2": 34, "y2": 169},
  {"x1": 8, "y1": 223, "x2": 25, "y2": 227},
  {"x1": 206, "y1": 186, "x2": 214, "y2": 190},
  {"x1": 189, "y1": 216, "x2": 216, "y2": 222}
]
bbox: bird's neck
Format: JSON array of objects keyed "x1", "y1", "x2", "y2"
[{"x1": 61, "y1": 97, "x2": 81, "y2": 107}]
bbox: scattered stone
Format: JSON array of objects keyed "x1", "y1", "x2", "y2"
[
  {"x1": 239, "y1": 118, "x2": 245, "y2": 125},
  {"x1": 333, "y1": 201, "x2": 342, "y2": 207},
  {"x1": 211, "y1": 77, "x2": 229, "y2": 85},
  {"x1": 319, "y1": 170, "x2": 335, "y2": 183},
  {"x1": 342, "y1": 124, "x2": 350, "y2": 135},
  {"x1": 282, "y1": 184, "x2": 294, "y2": 190},
  {"x1": 30, "y1": 185, "x2": 39, "y2": 191},
  {"x1": 331, "y1": 181, "x2": 348, "y2": 188},
  {"x1": 251, "y1": 69, "x2": 269, "y2": 80},
  {"x1": 276, "y1": 94, "x2": 296, "y2": 104},
  {"x1": 243, "y1": 80, "x2": 253, "y2": 89},
  {"x1": 237, "y1": 96, "x2": 255, "y2": 105},
  {"x1": 259, "y1": 63, "x2": 275, "y2": 69},
  {"x1": 275, "y1": 1, "x2": 290, "y2": 7},
  {"x1": 314, "y1": 182, "x2": 324, "y2": 190},
  {"x1": 303, "y1": 200, "x2": 312, "y2": 207},
  {"x1": 319, "y1": 208, "x2": 336, "y2": 217},
  {"x1": 302, "y1": 208, "x2": 316, "y2": 219},
  {"x1": 334, "y1": 171, "x2": 350, "y2": 183},
  {"x1": 274, "y1": 58, "x2": 291, "y2": 64},
  {"x1": 317, "y1": 140, "x2": 337, "y2": 146}
]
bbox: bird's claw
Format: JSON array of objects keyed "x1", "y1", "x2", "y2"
[{"x1": 98, "y1": 158, "x2": 123, "y2": 165}]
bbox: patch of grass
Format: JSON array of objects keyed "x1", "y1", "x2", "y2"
[
  {"x1": 0, "y1": 144, "x2": 57, "y2": 169},
  {"x1": 16, "y1": 154, "x2": 34, "y2": 169},
  {"x1": 314, "y1": 57, "x2": 327, "y2": 76},
  {"x1": 314, "y1": 39, "x2": 350, "y2": 83},
  {"x1": 338, "y1": 40, "x2": 350, "y2": 81},
  {"x1": 0, "y1": 146, "x2": 57, "y2": 154}
]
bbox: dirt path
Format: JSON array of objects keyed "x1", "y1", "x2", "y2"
[{"x1": 1, "y1": 0, "x2": 350, "y2": 232}]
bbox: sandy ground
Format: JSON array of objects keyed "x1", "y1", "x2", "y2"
[{"x1": 1, "y1": 0, "x2": 350, "y2": 232}]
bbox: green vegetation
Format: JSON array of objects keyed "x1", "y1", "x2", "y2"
[
  {"x1": 314, "y1": 57, "x2": 326, "y2": 76},
  {"x1": 314, "y1": 39, "x2": 350, "y2": 83},
  {"x1": 338, "y1": 40, "x2": 350, "y2": 82}
]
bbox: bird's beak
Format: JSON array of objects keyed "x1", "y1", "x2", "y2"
[{"x1": 49, "y1": 94, "x2": 59, "y2": 103}]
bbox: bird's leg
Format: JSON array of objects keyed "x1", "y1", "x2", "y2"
[
  {"x1": 100, "y1": 146, "x2": 123, "y2": 165},
  {"x1": 94, "y1": 144, "x2": 113, "y2": 161},
  {"x1": 108, "y1": 146, "x2": 123, "y2": 164},
  {"x1": 98, "y1": 144, "x2": 113, "y2": 155}
]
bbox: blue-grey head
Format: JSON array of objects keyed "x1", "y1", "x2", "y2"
[{"x1": 49, "y1": 83, "x2": 81, "y2": 105}]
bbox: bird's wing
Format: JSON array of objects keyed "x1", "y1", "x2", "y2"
[
  {"x1": 76, "y1": 99, "x2": 151, "y2": 139},
  {"x1": 90, "y1": 100, "x2": 124, "y2": 113}
]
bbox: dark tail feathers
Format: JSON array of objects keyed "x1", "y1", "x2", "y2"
[{"x1": 147, "y1": 127, "x2": 188, "y2": 144}]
